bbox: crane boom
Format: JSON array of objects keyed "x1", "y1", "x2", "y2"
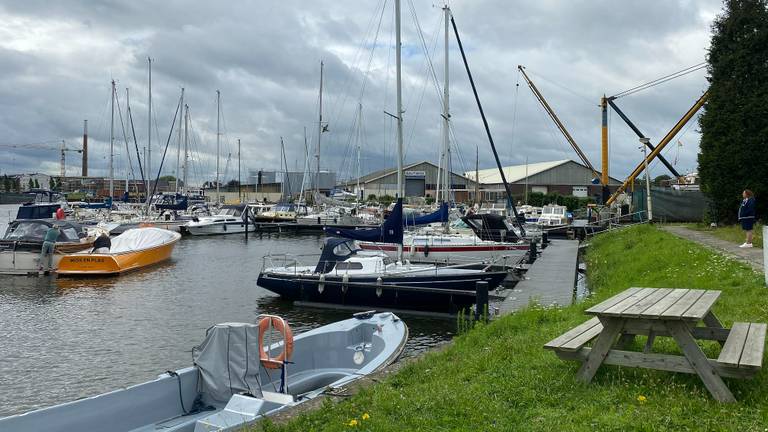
[
  {"x1": 0, "y1": 141, "x2": 82, "y2": 177},
  {"x1": 606, "y1": 91, "x2": 708, "y2": 205},
  {"x1": 518, "y1": 65, "x2": 598, "y2": 178}
]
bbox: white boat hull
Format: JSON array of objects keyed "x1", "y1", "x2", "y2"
[
  {"x1": 0, "y1": 251, "x2": 65, "y2": 275},
  {"x1": 186, "y1": 221, "x2": 255, "y2": 236}
]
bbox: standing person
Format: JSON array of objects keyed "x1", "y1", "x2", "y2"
[
  {"x1": 92, "y1": 232, "x2": 111, "y2": 254},
  {"x1": 738, "y1": 189, "x2": 756, "y2": 248},
  {"x1": 38, "y1": 224, "x2": 60, "y2": 272}
]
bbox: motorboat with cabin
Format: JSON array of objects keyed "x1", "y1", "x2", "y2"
[
  {"x1": 253, "y1": 203, "x2": 299, "y2": 222},
  {"x1": 0, "y1": 312, "x2": 407, "y2": 432},
  {"x1": 185, "y1": 204, "x2": 254, "y2": 235},
  {"x1": 537, "y1": 204, "x2": 570, "y2": 228},
  {"x1": 0, "y1": 219, "x2": 100, "y2": 275}
]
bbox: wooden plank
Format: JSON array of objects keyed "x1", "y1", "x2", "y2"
[
  {"x1": 740, "y1": 323, "x2": 767, "y2": 369},
  {"x1": 600, "y1": 288, "x2": 658, "y2": 317},
  {"x1": 667, "y1": 320, "x2": 736, "y2": 403},
  {"x1": 621, "y1": 288, "x2": 673, "y2": 317},
  {"x1": 556, "y1": 348, "x2": 757, "y2": 379},
  {"x1": 639, "y1": 289, "x2": 689, "y2": 318},
  {"x1": 576, "y1": 318, "x2": 625, "y2": 383},
  {"x1": 622, "y1": 320, "x2": 730, "y2": 342},
  {"x1": 717, "y1": 322, "x2": 750, "y2": 366},
  {"x1": 561, "y1": 323, "x2": 604, "y2": 351},
  {"x1": 544, "y1": 317, "x2": 602, "y2": 350},
  {"x1": 585, "y1": 287, "x2": 641, "y2": 314},
  {"x1": 682, "y1": 290, "x2": 721, "y2": 320},
  {"x1": 659, "y1": 289, "x2": 706, "y2": 320}
]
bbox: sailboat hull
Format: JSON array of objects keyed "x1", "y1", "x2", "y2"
[{"x1": 257, "y1": 270, "x2": 506, "y2": 312}]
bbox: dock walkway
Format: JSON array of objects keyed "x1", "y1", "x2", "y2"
[
  {"x1": 498, "y1": 239, "x2": 580, "y2": 315},
  {"x1": 661, "y1": 225, "x2": 764, "y2": 272}
]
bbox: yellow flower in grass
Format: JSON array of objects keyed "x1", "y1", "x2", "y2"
[
  {"x1": 361, "y1": 413, "x2": 371, "y2": 421},
  {"x1": 637, "y1": 395, "x2": 647, "y2": 404},
  {"x1": 347, "y1": 418, "x2": 359, "y2": 427}
]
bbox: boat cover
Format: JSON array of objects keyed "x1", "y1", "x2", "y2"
[
  {"x1": 109, "y1": 227, "x2": 179, "y2": 253},
  {"x1": 405, "y1": 202, "x2": 448, "y2": 226},
  {"x1": 192, "y1": 323, "x2": 264, "y2": 403},
  {"x1": 324, "y1": 198, "x2": 403, "y2": 244}
]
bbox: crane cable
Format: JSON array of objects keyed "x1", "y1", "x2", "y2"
[{"x1": 612, "y1": 62, "x2": 706, "y2": 99}]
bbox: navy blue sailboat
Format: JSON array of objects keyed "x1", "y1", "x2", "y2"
[{"x1": 256, "y1": 199, "x2": 507, "y2": 312}]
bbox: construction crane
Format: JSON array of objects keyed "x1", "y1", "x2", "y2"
[
  {"x1": 0, "y1": 140, "x2": 83, "y2": 177},
  {"x1": 518, "y1": 65, "x2": 599, "y2": 181},
  {"x1": 606, "y1": 91, "x2": 708, "y2": 206}
]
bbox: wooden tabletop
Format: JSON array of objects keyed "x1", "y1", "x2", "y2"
[{"x1": 585, "y1": 287, "x2": 721, "y2": 321}]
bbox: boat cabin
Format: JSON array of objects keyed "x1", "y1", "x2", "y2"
[
  {"x1": 538, "y1": 204, "x2": 569, "y2": 227},
  {"x1": 460, "y1": 213, "x2": 522, "y2": 243},
  {"x1": 314, "y1": 238, "x2": 393, "y2": 275}
]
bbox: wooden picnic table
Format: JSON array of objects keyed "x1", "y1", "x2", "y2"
[{"x1": 545, "y1": 287, "x2": 767, "y2": 403}]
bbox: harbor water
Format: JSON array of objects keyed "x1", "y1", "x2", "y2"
[{"x1": 0, "y1": 205, "x2": 453, "y2": 417}]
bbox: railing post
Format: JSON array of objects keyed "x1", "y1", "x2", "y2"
[
  {"x1": 475, "y1": 281, "x2": 488, "y2": 322},
  {"x1": 528, "y1": 240, "x2": 537, "y2": 264},
  {"x1": 764, "y1": 225, "x2": 767, "y2": 287}
]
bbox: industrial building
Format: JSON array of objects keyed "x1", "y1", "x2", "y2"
[
  {"x1": 465, "y1": 159, "x2": 622, "y2": 202},
  {"x1": 341, "y1": 161, "x2": 477, "y2": 201}
]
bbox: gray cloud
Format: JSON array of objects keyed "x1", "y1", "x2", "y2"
[{"x1": 0, "y1": 0, "x2": 720, "y2": 186}]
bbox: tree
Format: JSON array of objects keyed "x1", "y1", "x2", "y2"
[
  {"x1": 49, "y1": 177, "x2": 55, "y2": 190},
  {"x1": 28, "y1": 178, "x2": 34, "y2": 190},
  {"x1": 159, "y1": 175, "x2": 176, "y2": 182},
  {"x1": 2, "y1": 175, "x2": 9, "y2": 192},
  {"x1": 33, "y1": 179, "x2": 39, "y2": 189},
  {"x1": 653, "y1": 174, "x2": 672, "y2": 186},
  {"x1": 698, "y1": 0, "x2": 768, "y2": 223}
]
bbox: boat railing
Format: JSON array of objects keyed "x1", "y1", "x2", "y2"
[{"x1": 262, "y1": 253, "x2": 322, "y2": 274}]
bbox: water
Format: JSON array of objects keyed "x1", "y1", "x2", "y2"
[{"x1": 0, "y1": 205, "x2": 454, "y2": 417}]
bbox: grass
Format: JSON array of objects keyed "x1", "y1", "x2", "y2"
[
  {"x1": 255, "y1": 225, "x2": 768, "y2": 431},
  {"x1": 687, "y1": 222, "x2": 764, "y2": 249}
]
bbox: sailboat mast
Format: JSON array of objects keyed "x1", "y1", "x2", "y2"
[
  {"x1": 183, "y1": 104, "x2": 189, "y2": 195},
  {"x1": 280, "y1": 137, "x2": 286, "y2": 201},
  {"x1": 175, "y1": 88, "x2": 184, "y2": 193},
  {"x1": 147, "y1": 57, "x2": 152, "y2": 193},
  {"x1": 316, "y1": 61, "x2": 324, "y2": 196},
  {"x1": 124, "y1": 88, "x2": 130, "y2": 193},
  {"x1": 442, "y1": 5, "x2": 451, "y2": 206},
  {"x1": 237, "y1": 138, "x2": 241, "y2": 203},
  {"x1": 395, "y1": 0, "x2": 404, "y2": 200},
  {"x1": 109, "y1": 79, "x2": 115, "y2": 198},
  {"x1": 357, "y1": 103, "x2": 362, "y2": 206},
  {"x1": 216, "y1": 89, "x2": 221, "y2": 203}
]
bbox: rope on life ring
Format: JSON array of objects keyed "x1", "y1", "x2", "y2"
[{"x1": 257, "y1": 316, "x2": 294, "y2": 369}]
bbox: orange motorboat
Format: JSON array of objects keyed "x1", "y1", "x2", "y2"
[{"x1": 57, "y1": 227, "x2": 181, "y2": 276}]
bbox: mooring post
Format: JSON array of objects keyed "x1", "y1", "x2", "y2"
[
  {"x1": 541, "y1": 232, "x2": 549, "y2": 249},
  {"x1": 244, "y1": 208, "x2": 249, "y2": 242},
  {"x1": 528, "y1": 240, "x2": 538, "y2": 264},
  {"x1": 475, "y1": 281, "x2": 488, "y2": 322}
]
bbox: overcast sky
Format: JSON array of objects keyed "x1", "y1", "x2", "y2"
[{"x1": 0, "y1": 0, "x2": 720, "y2": 185}]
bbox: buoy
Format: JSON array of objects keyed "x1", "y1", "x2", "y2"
[
  {"x1": 55, "y1": 208, "x2": 65, "y2": 220},
  {"x1": 257, "y1": 316, "x2": 294, "y2": 369},
  {"x1": 318, "y1": 274, "x2": 325, "y2": 294},
  {"x1": 342, "y1": 273, "x2": 349, "y2": 293},
  {"x1": 376, "y1": 277, "x2": 383, "y2": 297}
]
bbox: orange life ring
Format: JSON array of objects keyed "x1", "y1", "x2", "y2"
[{"x1": 258, "y1": 316, "x2": 294, "y2": 369}]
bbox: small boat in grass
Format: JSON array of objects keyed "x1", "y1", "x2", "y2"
[
  {"x1": 57, "y1": 227, "x2": 181, "y2": 276},
  {"x1": 0, "y1": 311, "x2": 407, "y2": 432}
]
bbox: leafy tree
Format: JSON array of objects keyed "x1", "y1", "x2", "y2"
[
  {"x1": 14, "y1": 178, "x2": 20, "y2": 192},
  {"x1": 699, "y1": 0, "x2": 768, "y2": 223},
  {"x1": 49, "y1": 177, "x2": 55, "y2": 190},
  {"x1": 159, "y1": 175, "x2": 176, "y2": 182},
  {"x1": 28, "y1": 178, "x2": 34, "y2": 190},
  {"x1": 2, "y1": 175, "x2": 9, "y2": 192},
  {"x1": 653, "y1": 174, "x2": 672, "y2": 186},
  {"x1": 33, "y1": 179, "x2": 39, "y2": 189}
]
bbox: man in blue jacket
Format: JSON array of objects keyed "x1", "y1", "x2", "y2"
[{"x1": 738, "y1": 189, "x2": 756, "y2": 248}]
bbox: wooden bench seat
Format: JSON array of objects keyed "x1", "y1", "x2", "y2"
[
  {"x1": 544, "y1": 317, "x2": 603, "y2": 352},
  {"x1": 716, "y1": 322, "x2": 767, "y2": 373}
]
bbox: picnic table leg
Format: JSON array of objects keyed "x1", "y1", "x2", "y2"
[
  {"x1": 666, "y1": 320, "x2": 736, "y2": 403},
  {"x1": 576, "y1": 318, "x2": 625, "y2": 383},
  {"x1": 703, "y1": 311, "x2": 726, "y2": 347},
  {"x1": 616, "y1": 333, "x2": 636, "y2": 349}
]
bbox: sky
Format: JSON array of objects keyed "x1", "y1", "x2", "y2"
[{"x1": 0, "y1": 0, "x2": 722, "y2": 186}]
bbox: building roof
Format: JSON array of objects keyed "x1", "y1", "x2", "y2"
[
  {"x1": 345, "y1": 161, "x2": 475, "y2": 185},
  {"x1": 464, "y1": 159, "x2": 621, "y2": 184}
]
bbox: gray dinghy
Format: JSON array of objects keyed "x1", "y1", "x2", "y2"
[{"x1": 0, "y1": 311, "x2": 407, "y2": 432}]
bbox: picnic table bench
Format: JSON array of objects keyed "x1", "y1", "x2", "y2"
[{"x1": 545, "y1": 287, "x2": 766, "y2": 402}]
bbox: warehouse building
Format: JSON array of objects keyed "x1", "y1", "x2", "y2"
[
  {"x1": 465, "y1": 159, "x2": 622, "y2": 202},
  {"x1": 342, "y1": 161, "x2": 477, "y2": 201}
]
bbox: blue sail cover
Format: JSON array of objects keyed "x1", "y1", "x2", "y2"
[
  {"x1": 405, "y1": 202, "x2": 448, "y2": 226},
  {"x1": 324, "y1": 198, "x2": 404, "y2": 244}
]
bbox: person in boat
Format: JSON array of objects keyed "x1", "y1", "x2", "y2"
[
  {"x1": 37, "y1": 224, "x2": 60, "y2": 272},
  {"x1": 738, "y1": 189, "x2": 756, "y2": 248},
  {"x1": 92, "y1": 233, "x2": 111, "y2": 253}
]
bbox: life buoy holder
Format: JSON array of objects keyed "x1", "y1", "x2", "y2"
[{"x1": 258, "y1": 316, "x2": 294, "y2": 369}]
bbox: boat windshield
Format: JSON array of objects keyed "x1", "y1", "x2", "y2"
[
  {"x1": 4, "y1": 222, "x2": 80, "y2": 242},
  {"x1": 542, "y1": 206, "x2": 565, "y2": 215},
  {"x1": 221, "y1": 207, "x2": 243, "y2": 217},
  {"x1": 332, "y1": 240, "x2": 361, "y2": 256},
  {"x1": 274, "y1": 204, "x2": 295, "y2": 212}
]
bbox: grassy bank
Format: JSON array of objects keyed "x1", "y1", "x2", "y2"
[
  {"x1": 258, "y1": 225, "x2": 767, "y2": 431},
  {"x1": 688, "y1": 222, "x2": 764, "y2": 248}
]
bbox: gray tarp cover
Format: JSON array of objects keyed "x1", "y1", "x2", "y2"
[{"x1": 192, "y1": 323, "x2": 263, "y2": 403}]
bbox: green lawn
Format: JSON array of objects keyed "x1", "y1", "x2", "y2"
[
  {"x1": 256, "y1": 225, "x2": 768, "y2": 431},
  {"x1": 688, "y1": 222, "x2": 764, "y2": 249}
]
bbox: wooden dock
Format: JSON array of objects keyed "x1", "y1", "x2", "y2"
[{"x1": 498, "y1": 239, "x2": 580, "y2": 315}]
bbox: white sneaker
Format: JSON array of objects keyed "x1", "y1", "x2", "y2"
[{"x1": 739, "y1": 243, "x2": 753, "y2": 248}]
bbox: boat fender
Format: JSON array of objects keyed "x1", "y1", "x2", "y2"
[
  {"x1": 376, "y1": 277, "x2": 383, "y2": 297},
  {"x1": 318, "y1": 274, "x2": 325, "y2": 294},
  {"x1": 342, "y1": 273, "x2": 349, "y2": 293},
  {"x1": 223, "y1": 224, "x2": 227, "y2": 232},
  {"x1": 409, "y1": 243, "x2": 415, "y2": 256},
  {"x1": 423, "y1": 244, "x2": 429, "y2": 257},
  {"x1": 258, "y1": 316, "x2": 294, "y2": 369}
]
